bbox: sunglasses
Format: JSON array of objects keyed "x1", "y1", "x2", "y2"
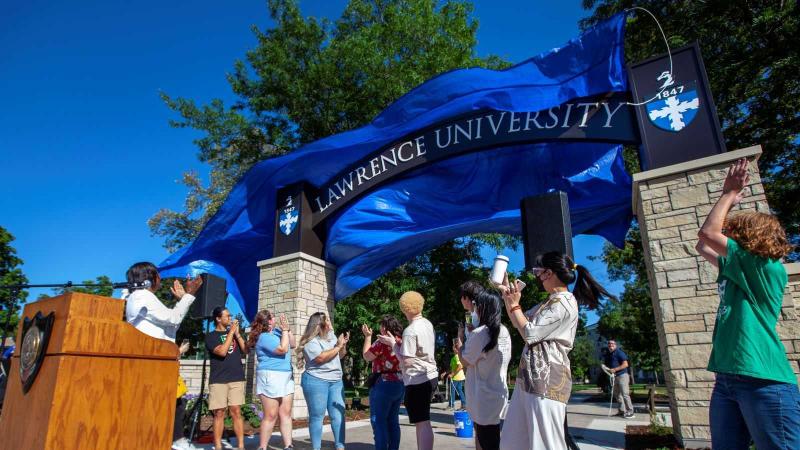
[{"x1": 532, "y1": 268, "x2": 547, "y2": 276}]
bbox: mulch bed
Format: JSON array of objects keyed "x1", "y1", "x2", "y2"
[{"x1": 626, "y1": 425, "x2": 710, "y2": 450}]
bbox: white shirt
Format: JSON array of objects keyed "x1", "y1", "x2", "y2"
[
  {"x1": 395, "y1": 316, "x2": 438, "y2": 385},
  {"x1": 462, "y1": 324, "x2": 512, "y2": 425},
  {"x1": 124, "y1": 289, "x2": 195, "y2": 342}
]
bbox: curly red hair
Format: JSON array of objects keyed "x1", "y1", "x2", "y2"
[{"x1": 725, "y1": 212, "x2": 794, "y2": 260}]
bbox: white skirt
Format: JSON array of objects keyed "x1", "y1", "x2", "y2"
[
  {"x1": 499, "y1": 389, "x2": 566, "y2": 450},
  {"x1": 256, "y1": 369, "x2": 295, "y2": 399}
]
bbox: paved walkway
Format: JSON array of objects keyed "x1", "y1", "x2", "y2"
[{"x1": 192, "y1": 390, "x2": 662, "y2": 449}]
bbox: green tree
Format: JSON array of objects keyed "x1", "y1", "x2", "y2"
[
  {"x1": 570, "y1": 334, "x2": 598, "y2": 383},
  {"x1": 0, "y1": 226, "x2": 28, "y2": 344},
  {"x1": 581, "y1": 1, "x2": 799, "y2": 381},
  {"x1": 52, "y1": 275, "x2": 115, "y2": 297},
  {"x1": 150, "y1": 0, "x2": 506, "y2": 252},
  {"x1": 594, "y1": 225, "x2": 662, "y2": 378},
  {"x1": 582, "y1": 0, "x2": 800, "y2": 249}
]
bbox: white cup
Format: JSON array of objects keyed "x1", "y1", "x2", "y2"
[{"x1": 490, "y1": 255, "x2": 509, "y2": 285}]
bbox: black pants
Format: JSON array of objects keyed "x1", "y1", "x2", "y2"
[
  {"x1": 173, "y1": 397, "x2": 186, "y2": 441},
  {"x1": 474, "y1": 423, "x2": 500, "y2": 450},
  {"x1": 565, "y1": 414, "x2": 579, "y2": 450}
]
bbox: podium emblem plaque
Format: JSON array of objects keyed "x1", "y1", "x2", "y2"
[{"x1": 19, "y1": 311, "x2": 54, "y2": 393}]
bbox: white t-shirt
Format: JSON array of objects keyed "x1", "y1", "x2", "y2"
[
  {"x1": 397, "y1": 317, "x2": 438, "y2": 386},
  {"x1": 462, "y1": 324, "x2": 512, "y2": 425}
]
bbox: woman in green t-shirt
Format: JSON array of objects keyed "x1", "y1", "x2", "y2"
[{"x1": 696, "y1": 158, "x2": 799, "y2": 450}]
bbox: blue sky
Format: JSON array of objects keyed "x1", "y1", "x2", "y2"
[{"x1": 1, "y1": 1, "x2": 624, "y2": 324}]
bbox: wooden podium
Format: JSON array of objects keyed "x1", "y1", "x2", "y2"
[{"x1": 0, "y1": 293, "x2": 179, "y2": 449}]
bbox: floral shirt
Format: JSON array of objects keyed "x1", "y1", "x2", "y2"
[{"x1": 369, "y1": 341, "x2": 402, "y2": 382}]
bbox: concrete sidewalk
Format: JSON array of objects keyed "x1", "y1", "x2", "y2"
[{"x1": 192, "y1": 390, "x2": 659, "y2": 449}]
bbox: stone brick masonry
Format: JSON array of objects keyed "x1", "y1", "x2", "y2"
[{"x1": 634, "y1": 145, "x2": 800, "y2": 446}]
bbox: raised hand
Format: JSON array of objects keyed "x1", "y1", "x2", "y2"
[
  {"x1": 502, "y1": 274, "x2": 521, "y2": 309},
  {"x1": 279, "y1": 314, "x2": 289, "y2": 331},
  {"x1": 722, "y1": 158, "x2": 750, "y2": 195},
  {"x1": 361, "y1": 324, "x2": 373, "y2": 337},
  {"x1": 170, "y1": 279, "x2": 186, "y2": 300},
  {"x1": 231, "y1": 320, "x2": 240, "y2": 336}
]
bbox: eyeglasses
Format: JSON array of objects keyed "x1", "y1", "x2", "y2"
[{"x1": 532, "y1": 268, "x2": 546, "y2": 276}]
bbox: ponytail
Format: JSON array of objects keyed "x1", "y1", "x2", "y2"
[
  {"x1": 534, "y1": 251, "x2": 615, "y2": 309},
  {"x1": 572, "y1": 264, "x2": 615, "y2": 309}
]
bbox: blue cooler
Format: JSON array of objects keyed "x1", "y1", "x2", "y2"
[{"x1": 453, "y1": 410, "x2": 473, "y2": 438}]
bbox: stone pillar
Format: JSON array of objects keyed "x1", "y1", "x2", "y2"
[
  {"x1": 256, "y1": 252, "x2": 337, "y2": 419},
  {"x1": 633, "y1": 145, "x2": 800, "y2": 447}
]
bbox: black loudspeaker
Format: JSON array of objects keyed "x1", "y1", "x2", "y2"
[
  {"x1": 191, "y1": 273, "x2": 228, "y2": 318},
  {"x1": 520, "y1": 191, "x2": 573, "y2": 270}
]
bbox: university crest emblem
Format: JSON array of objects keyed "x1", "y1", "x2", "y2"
[
  {"x1": 645, "y1": 71, "x2": 700, "y2": 132},
  {"x1": 19, "y1": 311, "x2": 55, "y2": 393},
  {"x1": 279, "y1": 196, "x2": 299, "y2": 236}
]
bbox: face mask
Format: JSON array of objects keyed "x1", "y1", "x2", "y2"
[{"x1": 470, "y1": 310, "x2": 480, "y2": 327}]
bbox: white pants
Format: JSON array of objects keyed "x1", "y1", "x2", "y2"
[{"x1": 499, "y1": 389, "x2": 566, "y2": 450}]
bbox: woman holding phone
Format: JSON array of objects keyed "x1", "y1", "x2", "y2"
[{"x1": 498, "y1": 252, "x2": 612, "y2": 450}]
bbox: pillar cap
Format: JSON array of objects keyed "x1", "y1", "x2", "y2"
[
  {"x1": 632, "y1": 145, "x2": 763, "y2": 215},
  {"x1": 257, "y1": 252, "x2": 337, "y2": 270}
]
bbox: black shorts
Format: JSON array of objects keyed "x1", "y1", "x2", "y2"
[
  {"x1": 474, "y1": 423, "x2": 501, "y2": 450},
  {"x1": 404, "y1": 379, "x2": 436, "y2": 423}
]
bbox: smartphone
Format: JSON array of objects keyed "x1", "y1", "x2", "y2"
[{"x1": 515, "y1": 279, "x2": 527, "y2": 291}]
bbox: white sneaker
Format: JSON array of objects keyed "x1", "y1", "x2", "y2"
[{"x1": 171, "y1": 438, "x2": 199, "y2": 450}]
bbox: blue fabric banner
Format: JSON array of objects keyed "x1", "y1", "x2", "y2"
[{"x1": 159, "y1": 13, "x2": 632, "y2": 317}]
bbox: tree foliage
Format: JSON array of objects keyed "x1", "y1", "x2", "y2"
[
  {"x1": 0, "y1": 226, "x2": 28, "y2": 341},
  {"x1": 582, "y1": 0, "x2": 800, "y2": 248},
  {"x1": 581, "y1": 1, "x2": 799, "y2": 378},
  {"x1": 150, "y1": 0, "x2": 506, "y2": 253},
  {"x1": 53, "y1": 275, "x2": 115, "y2": 297},
  {"x1": 594, "y1": 225, "x2": 661, "y2": 373}
]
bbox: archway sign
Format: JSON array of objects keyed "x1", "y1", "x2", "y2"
[{"x1": 159, "y1": 11, "x2": 723, "y2": 316}]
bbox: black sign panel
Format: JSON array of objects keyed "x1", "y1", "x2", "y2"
[
  {"x1": 628, "y1": 43, "x2": 726, "y2": 171},
  {"x1": 309, "y1": 91, "x2": 639, "y2": 225},
  {"x1": 273, "y1": 183, "x2": 324, "y2": 259}
]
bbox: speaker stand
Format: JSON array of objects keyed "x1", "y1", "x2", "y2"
[{"x1": 188, "y1": 318, "x2": 212, "y2": 442}]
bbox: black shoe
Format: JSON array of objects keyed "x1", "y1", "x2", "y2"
[{"x1": 614, "y1": 411, "x2": 625, "y2": 417}]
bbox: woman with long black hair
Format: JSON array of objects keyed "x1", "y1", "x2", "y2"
[
  {"x1": 454, "y1": 289, "x2": 511, "y2": 450},
  {"x1": 498, "y1": 252, "x2": 613, "y2": 450}
]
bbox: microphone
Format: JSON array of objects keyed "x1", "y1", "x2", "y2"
[{"x1": 112, "y1": 280, "x2": 152, "y2": 290}]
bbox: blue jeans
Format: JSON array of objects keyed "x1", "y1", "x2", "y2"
[
  {"x1": 369, "y1": 377, "x2": 404, "y2": 450},
  {"x1": 450, "y1": 379, "x2": 466, "y2": 408},
  {"x1": 710, "y1": 373, "x2": 800, "y2": 450},
  {"x1": 301, "y1": 372, "x2": 346, "y2": 450}
]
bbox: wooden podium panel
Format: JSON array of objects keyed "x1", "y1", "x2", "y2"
[{"x1": 0, "y1": 293, "x2": 179, "y2": 450}]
